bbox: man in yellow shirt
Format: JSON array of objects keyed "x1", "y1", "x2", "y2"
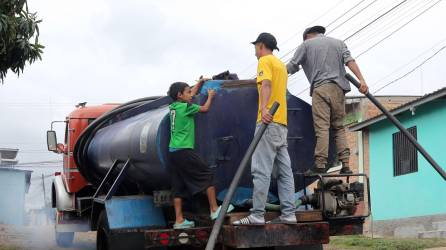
[{"x1": 233, "y1": 33, "x2": 296, "y2": 225}]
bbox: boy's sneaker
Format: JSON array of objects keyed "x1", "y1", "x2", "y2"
[
  {"x1": 232, "y1": 214, "x2": 265, "y2": 226},
  {"x1": 266, "y1": 215, "x2": 297, "y2": 224},
  {"x1": 211, "y1": 204, "x2": 235, "y2": 220},
  {"x1": 173, "y1": 219, "x2": 195, "y2": 229}
]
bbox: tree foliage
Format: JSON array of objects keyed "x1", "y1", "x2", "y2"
[{"x1": 0, "y1": 0, "x2": 44, "y2": 82}]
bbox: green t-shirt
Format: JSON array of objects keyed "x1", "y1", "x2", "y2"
[{"x1": 169, "y1": 101, "x2": 201, "y2": 149}]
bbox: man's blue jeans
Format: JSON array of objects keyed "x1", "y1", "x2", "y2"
[{"x1": 250, "y1": 122, "x2": 296, "y2": 219}]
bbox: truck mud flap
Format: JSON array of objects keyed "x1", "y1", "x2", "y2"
[
  {"x1": 221, "y1": 222, "x2": 329, "y2": 248},
  {"x1": 329, "y1": 218, "x2": 364, "y2": 236},
  {"x1": 103, "y1": 195, "x2": 166, "y2": 230}
]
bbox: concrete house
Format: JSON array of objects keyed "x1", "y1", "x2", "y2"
[
  {"x1": 0, "y1": 148, "x2": 32, "y2": 225},
  {"x1": 349, "y1": 88, "x2": 446, "y2": 238}
]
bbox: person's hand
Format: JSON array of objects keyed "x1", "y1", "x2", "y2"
[
  {"x1": 262, "y1": 108, "x2": 273, "y2": 124},
  {"x1": 359, "y1": 80, "x2": 369, "y2": 94},
  {"x1": 56, "y1": 143, "x2": 65, "y2": 154},
  {"x1": 208, "y1": 89, "x2": 216, "y2": 98},
  {"x1": 198, "y1": 75, "x2": 211, "y2": 84}
]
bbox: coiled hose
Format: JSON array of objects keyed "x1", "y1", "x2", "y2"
[{"x1": 73, "y1": 96, "x2": 163, "y2": 187}]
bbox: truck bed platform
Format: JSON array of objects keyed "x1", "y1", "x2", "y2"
[{"x1": 143, "y1": 211, "x2": 363, "y2": 248}]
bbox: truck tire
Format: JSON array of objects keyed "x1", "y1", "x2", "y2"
[
  {"x1": 97, "y1": 210, "x2": 146, "y2": 250},
  {"x1": 55, "y1": 232, "x2": 74, "y2": 248},
  {"x1": 276, "y1": 244, "x2": 323, "y2": 250},
  {"x1": 97, "y1": 211, "x2": 111, "y2": 250}
]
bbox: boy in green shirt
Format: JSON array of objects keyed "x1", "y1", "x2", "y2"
[{"x1": 167, "y1": 79, "x2": 234, "y2": 229}]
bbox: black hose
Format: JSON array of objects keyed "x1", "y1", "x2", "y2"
[
  {"x1": 205, "y1": 102, "x2": 280, "y2": 250},
  {"x1": 345, "y1": 73, "x2": 446, "y2": 181},
  {"x1": 73, "y1": 96, "x2": 162, "y2": 186}
]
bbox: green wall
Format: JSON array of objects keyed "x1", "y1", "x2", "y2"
[{"x1": 369, "y1": 99, "x2": 446, "y2": 221}]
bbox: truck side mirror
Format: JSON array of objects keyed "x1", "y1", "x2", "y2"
[{"x1": 47, "y1": 130, "x2": 58, "y2": 152}]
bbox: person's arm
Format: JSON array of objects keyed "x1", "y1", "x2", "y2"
[
  {"x1": 199, "y1": 89, "x2": 216, "y2": 113},
  {"x1": 191, "y1": 76, "x2": 210, "y2": 97},
  {"x1": 286, "y1": 44, "x2": 306, "y2": 75},
  {"x1": 260, "y1": 80, "x2": 273, "y2": 124},
  {"x1": 342, "y1": 41, "x2": 368, "y2": 94},
  {"x1": 347, "y1": 61, "x2": 368, "y2": 94},
  {"x1": 256, "y1": 57, "x2": 274, "y2": 124}
]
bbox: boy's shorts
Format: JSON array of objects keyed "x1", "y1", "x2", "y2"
[{"x1": 168, "y1": 149, "x2": 214, "y2": 198}]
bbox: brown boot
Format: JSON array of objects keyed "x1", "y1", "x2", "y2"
[
  {"x1": 339, "y1": 163, "x2": 353, "y2": 174},
  {"x1": 304, "y1": 164, "x2": 326, "y2": 176}
]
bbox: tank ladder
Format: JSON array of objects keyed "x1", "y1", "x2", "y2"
[{"x1": 92, "y1": 159, "x2": 131, "y2": 203}]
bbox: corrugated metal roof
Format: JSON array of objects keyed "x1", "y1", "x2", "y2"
[
  {"x1": 349, "y1": 87, "x2": 446, "y2": 131},
  {"x1": 0, "y1": 148, "x2": 19, "y2": 160}
]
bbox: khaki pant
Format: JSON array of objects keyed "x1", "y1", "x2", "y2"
[{"x1": 312, "y1": 83, "x2": 350, "y2": 167}]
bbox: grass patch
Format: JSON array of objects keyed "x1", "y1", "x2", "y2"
[
  {"x1": 329, "y1": 235, "x2": 446, "y2": 250},
  {"x1": 0, "y1": 246, "x2": 18, "y2": 250}
]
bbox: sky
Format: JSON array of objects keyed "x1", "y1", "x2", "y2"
[{"x1": 1, "y1": 0, "x2": 446, "y2": 163}]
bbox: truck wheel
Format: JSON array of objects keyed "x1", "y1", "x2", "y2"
[
  {"x1": 97, "y1": 210, "x2": 145, "y2": 250},
  {"x1": 55, "y1": 232, "x2": 74, "y2": 248},
  {"x1": 97, "y1": 211, "x2": 112, "y2": 250},
  {"x1": 276, "y1": 244, "x2": 323, "y2": 250}
]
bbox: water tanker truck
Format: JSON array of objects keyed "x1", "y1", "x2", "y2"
[{"x1": 47, "y1": 75, "x2": 369, "y2": 250}]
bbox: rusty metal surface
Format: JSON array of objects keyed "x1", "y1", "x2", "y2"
[
  {"x1": 225, "y1": 211, "x2": 323, "y2": 224},
  {"x1": 222, "y1": 222, "x2": 329, "y2": 248},
  {"x1": 143, "y1": 213, "x2": 361, "y2": 248},
  {"x1": 145, "y1": 227, "x2": 211, "y2": 248},
  {"x1": 329, "y1": 218, "x2": 364, "y2": 236}
]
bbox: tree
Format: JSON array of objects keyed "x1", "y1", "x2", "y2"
[{"x1": 0, "y1": 0, "x2": 44, "y2": 82}]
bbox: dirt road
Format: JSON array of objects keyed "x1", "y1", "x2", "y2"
[{"x1": 0, "y1": 225, "x2": 95, "y2": 250}]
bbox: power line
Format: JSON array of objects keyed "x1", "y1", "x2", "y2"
[
  {"x1": 373, "y1": 44, "x2": 446, "y2": 94},
  {"x1": 332, "y1": 0, "x2": 408, "y2": 44},
  {"x1": 19, "y1": 152, "x2": 52, "y2": 154},
  {"x1": 263, "y1": 1, "x2": 382, "y2": 82},
  {"x1": 287, "y1": 0, "x2": 441, "y2": 96},
  {"x1": 21, "y1": 150, "x2": 51, "y2": 152},
  {"x1": 286, "y1": 0, "x2": 411, "y2": 94},
  {"x1": 280, "y1": 0, "x2": 373, "y2": 61},
  {"x1": 327, "y1": 0, "x2": 379, "y2": 36},
  {"x1": 347, "y1": 0, "x2": 425, "y2": 48},
  {"x1": 0, "y1": 102, "x2": 74, "y2": 106},
  {"x1": 343, "y1": 0, "x2": 408, "y2": 42},
  {"x1": 238, "y1": 0, "x2": 346, "y2": 78},
  {"x1": 17, "y1": 160, "x2": 62, "y2": 165},
  {"x1": 370, "y1": 36, "x2": 446, "y2": 88},
  {"x1": 325, "y1": 0, "x2": 368, "y2": 28},
  {"x1": 286, "y1": 0, "x2": 408, "y2": 79},
  {"x1": 356, "y1": 0, "x2": 443, "y2": 57},
  {"x1": 296, "y1": 85, "x2": 310, "y2": 96},
  {"x1": 279, "y1": 0, "x2": 347, "y2": 48},
  {"x1": 282, "y1": 0, "x2": 405, "y2": 67}
]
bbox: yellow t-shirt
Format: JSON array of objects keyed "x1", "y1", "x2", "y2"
[{"x1": 256, "y1": 54, "x2": 288, "y2": 126}]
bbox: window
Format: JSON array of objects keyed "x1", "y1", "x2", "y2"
[
  {"x1": 64, "y1": 121, "x2": 68, "y2": 144},
  {"x1": 88, "y1": 118, "x2": 95, "y2": 125},
  {"x1": 393, "y1": 126, "x2": 418, "y2": 176}
]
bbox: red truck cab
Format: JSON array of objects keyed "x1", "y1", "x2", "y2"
[
  {"x1": 49, "y1": 103, "x2": 118, "y2": 192},
  {"x1": 47, "y1": 103, "x2": 118, "y2": 247}
]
